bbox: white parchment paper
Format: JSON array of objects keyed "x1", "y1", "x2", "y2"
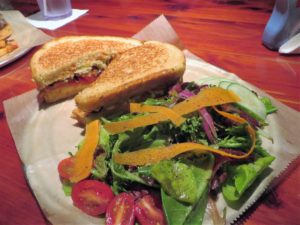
[{"x1": 3, "y1": 15, "x2": 300, "y2": 225}]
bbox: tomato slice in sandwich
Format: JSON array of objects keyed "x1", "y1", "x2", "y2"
[{"x1": 71, "y1": 180, "x2": 114, "y2": 216}]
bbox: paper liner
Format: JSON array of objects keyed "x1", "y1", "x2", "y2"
[
  {"x1": 0, "y1": 10, "x2": 52, "y2": 67},
  {"x1": 3, "y1": 15, "x2": 300, "y2": 225}
]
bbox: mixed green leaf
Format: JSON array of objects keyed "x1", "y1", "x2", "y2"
[{"x1": 59, "y1": 80, "x2": 277, "y2": 225}]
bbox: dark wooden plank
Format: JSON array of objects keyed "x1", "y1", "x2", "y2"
[{"x1": 0, "y1": 1, "x2": 299, "y2": 225}]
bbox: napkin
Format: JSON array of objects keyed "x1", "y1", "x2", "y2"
[
  {"x1": 26, "y1": 9, "x2": 88, "y2": 30},
  {"x1": 279, "y1": 32, "x2": 300, "y2": 54}
]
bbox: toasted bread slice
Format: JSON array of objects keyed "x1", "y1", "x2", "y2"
[
  {"x1": 75, "y1": 41, "x2": 186, "y2": 113},
  {"x1": 30, "y1": 36, "x2": 142, "y2": 103}
]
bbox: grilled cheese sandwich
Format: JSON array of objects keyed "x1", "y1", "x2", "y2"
[
  {"x1": 73, "y1": 41, "x2": 186, "y2": 120},
  {"x1": 30, "y1": 36, "x2": 142, "y2": 103}
]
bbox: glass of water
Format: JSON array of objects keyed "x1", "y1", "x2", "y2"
[{"x1": 37, "y1": 0, "x2": 72, "y2": 20}]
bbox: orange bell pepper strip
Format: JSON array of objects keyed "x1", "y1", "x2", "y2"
[
  {"x1": 70, "y1": 120, "x2": 100, "y2": 183},
  {"x1": 113, "y1": 109, "x2": 256, "y2": 166},
  {"x1": 103, "y1": 113, "x2": 165, "y2": 135},
  {"x1": 171, "y1": 87, "x2": 240, "y2": 115},
  {"x1": 104, "y1": 87, "x2": 240, "y2": 134},
  {"x1": 130, "y1": 103, "x2": 186, "y2": 126}
]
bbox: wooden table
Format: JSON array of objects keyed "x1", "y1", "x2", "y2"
[{"x1": 1, "y1": 1, "x2": 299, "y2": 224}]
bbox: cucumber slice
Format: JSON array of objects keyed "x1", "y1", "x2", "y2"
[
  {"x1": 199, "y1": 77, "x2": 267, "y2": 120},
  {"x1": 218, "y1": 81, "x2": 234, "y2": 89},
  {"x1": 227, "y1": 83, "x2": 266, "y2": 121},
  {"x1": 198, "y1": 77, "x2": 229, "y2": 86}
]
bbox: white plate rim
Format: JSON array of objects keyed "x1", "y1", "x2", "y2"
[{"x1": 0, "y1": 47, "x2": 32, "y2": 68}]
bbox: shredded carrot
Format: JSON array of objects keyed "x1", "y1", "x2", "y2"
[
  {"x1": 130, "y1": 103, "x2": 186, "y2": 126},
  {"x1": 172, "y1": 87, "x2": 240, "y2": 115},
  {"x1": 113, "y1": 108, "x2": 256, "y2": 166},
  {"x1": 113, "y1": 143, "x2": 217, "y2": 166},
  {"x1": 70, "y1": 120, "x2": 100, "y2": 183},
  {"x1": 104, "y1": 87, "x2": 240, "y2": 134},
  {"x1": 104, "y1": 113, "x2": 166, "y2": 135}
]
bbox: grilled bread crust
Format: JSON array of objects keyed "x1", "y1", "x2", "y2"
[
  {"x1": 75, "y1": 41, "x2": 186, "y2": 113},
  {"x1": 30, "y1": 36, "x2": 142, "y2": 90}
]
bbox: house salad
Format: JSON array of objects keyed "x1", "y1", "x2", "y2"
[{"x1": 58, "y1": 77, "x2": 277, "y2": 225}]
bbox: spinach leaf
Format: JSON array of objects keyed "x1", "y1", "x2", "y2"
[
  {"x1": 161, "y1": 154, "x2": 214, "y2": 225},
  {"x1": 182, "y1": 154, "x2": 214, "y2": 225},
  {"x1": 222, "y1": 154, "x2": 275, "y2": 202},
  {"x1": 152, "y1": 160, "x2": 198, "y2": 204},
  {"x1": 161, "y1": 189, "x2": 191, "y2": 225},
  {"x1": 183, "y1": 185, "x2": 209, "y2": 225}
]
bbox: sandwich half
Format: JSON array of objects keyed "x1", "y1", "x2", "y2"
[
  {"x1": 30, "y1": 36, "x2": 142, "y2": 103},
  {"x1": 73, "y1": 41, "x2": 185, "y2": 120}
]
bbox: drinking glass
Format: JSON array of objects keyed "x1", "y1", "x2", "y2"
[{"x1": 37, "y1": 0, "x2": 72, "y2": 20}]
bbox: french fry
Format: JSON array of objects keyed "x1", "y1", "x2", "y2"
[
  {"x1": 0, "y1": 39, "x2": 18, "y2": 57},
  {"x1": 0, "y1": 40, "x2": 5, "y2": 48},
  {"x1": 0, "y1": 47, "x2": 8, "y2": 57},
  {"x1": 0, "y1": 24, "x2": 12, "y2": 40},
  {"x1": 6, "y1": 39, "x2": 18, "y2": 52},
  {"x1": 0, "y1": 14, "x2": 18, "y2": 57}
]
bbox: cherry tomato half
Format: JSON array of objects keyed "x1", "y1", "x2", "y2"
[
  {"x1": 71, "y1": 180, "x2": 114, "y2": 216},
  {"x1": 58, "y1": 157, "x2": 75, "y2": 179},
  {"x1": 134, "y1": 195, "x2": 166, "y2": 225},
  {"x1": 106, "y1": 192, "x2": 135, "y2": 225}
]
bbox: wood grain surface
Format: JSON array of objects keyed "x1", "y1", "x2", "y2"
[{"x1": 0, "y1": 1, "x2": 299, "y2": 225}]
